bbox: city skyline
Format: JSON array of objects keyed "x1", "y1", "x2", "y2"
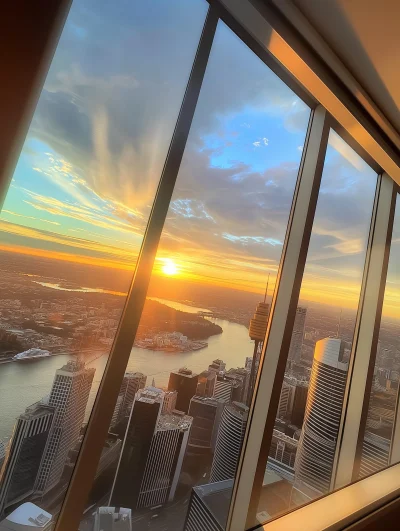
[{"x1": 0, "y1": 290, "x2": 397, "y2": 530}]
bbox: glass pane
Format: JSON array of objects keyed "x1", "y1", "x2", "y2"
[
  {"x1": 358, "y1": 194, "x2": 400, "y2": 479},
  {"x1": 0, "y1": 0, "x2": 208, "y2": 527},
  {"x1": 78, "y1": 20, "x2": 311, "y2": 531},
  {"x1": 252, "y1": 130, "x2": 378, "y2": 525}
]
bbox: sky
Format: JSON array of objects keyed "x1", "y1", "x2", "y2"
[{"x1": 0, "y1": 0, "x2": 398, "y2": 318}]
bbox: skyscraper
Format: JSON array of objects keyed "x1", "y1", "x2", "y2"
[
  {"x1": 162, "y1": 390, "x2": 178, "y2": 414},
  {"x1": 225, "y1": 368, "x2": 249, "y2": 404},
  {"x1": 168, "y1": 368, "x2": 198, "y2": 413},
  {"x1": 213, "y1": 377, "x2": 234, "y2": 403},
  {"x1": 290, "y1": 383, "x2": 308, "y2": 428},
  {"x1": 210, "y1": 402, "x2": 249, "y2": 483},
  {"x1": 111, "y1": 372, "x2": 146, "y2": 428},
  {"x1": 294, "y1": 338, "x2": 348, "y2": 500},
  {"x1": 196, "y1": 370, "x2": 216, "y2": 398},
  {"x1": 94, "y1": 507, "x2": 132, "y2": 531},
  {"x1": 35, "y1": 359, "x2": 95, "y2": 494},
  {"x1": 187, "y1": 396, "x2": 224, "y2": 454},
  {"x1": 208, "y1": 359, "x2": 226, "y2": 375},
  {"x1": 184, "y1": 479, "x2": 233, "y2": 531},
  {"x1": 268, "y1": 429, "x2": 299, "y2": 482},
  {"x1": 0, "y1": 403, "x2": 54, "y2": 516},
  {"x1": 111, "y1": 387, "x2": 164, "y2": 510},
  {"x1": 137, "y1": 412, "x2": 192, "y2": 508},
  {"x1": 288, "y1": 307, "x2": 307, "y2": 363},
  {"x1": 359, "y1": 431, "x2": 390, "y2": 479},
  {"x1": 277, "y1": 382, "x2": 293, "y2": 419}
]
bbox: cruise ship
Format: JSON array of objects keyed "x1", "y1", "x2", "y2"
[{"x1": 13, "y1": 348, "x2": 51, "y2": 362}]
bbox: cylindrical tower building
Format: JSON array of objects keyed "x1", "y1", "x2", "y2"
[
  {"x1": 294, "y1": 338, "x2": 348, "y2": 500},
  {"x1": 210, "y1": 402, "x2": 248, "y2": 483}
]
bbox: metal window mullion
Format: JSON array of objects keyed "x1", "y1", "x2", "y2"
[
  {"x1": 333, "y1": 173, "x2": 396, "y2": 489},
  {"x1": 387, "y1": 191, "x2": 400, "y2": 466},
  {"x1": 227, "y1": 105, "x2": 329, "y2": 531},
  {"x1": 55, "y1": 8, "x2": 218, "y2": 531}
]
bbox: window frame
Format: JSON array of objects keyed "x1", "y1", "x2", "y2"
[{"x1": 0, "y1": 1, "x2": 399, "y2": 530}]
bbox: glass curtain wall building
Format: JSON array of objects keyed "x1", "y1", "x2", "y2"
[{"x1": 0, "y1": 1, "x2": 399, "y2": 531}]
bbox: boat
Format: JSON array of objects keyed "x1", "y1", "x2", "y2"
[{"x1": 13, "y1": 348, "x2": 51, "y2": 362}]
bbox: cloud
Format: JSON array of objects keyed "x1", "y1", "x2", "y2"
[
  {"x1": 170, "y1": 199, "x2": 215, "y2": 222},
  {"x1": 0, "y1": 0, "x2": 382, "y2": 307},
  {"x1": 222, "y1": 233, "x2": 282, "y2": 246},
  {"x1": 20, "y1": 188, "x2": 145, "y2": 236},
  {"x1": 0, "y1": 220, "x2": 137, "y2": 266},
  {"x1": 2, "y1": 210, "x2": 60, "y2": 226}
]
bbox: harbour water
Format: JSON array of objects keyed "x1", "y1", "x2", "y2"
[{"x1": 0, "y1": 298, "x2": 254, "y2": 441}]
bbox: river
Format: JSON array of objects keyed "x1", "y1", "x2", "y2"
[{"x1": 0, "y1": 298, "x2": 254, "y2": 441}]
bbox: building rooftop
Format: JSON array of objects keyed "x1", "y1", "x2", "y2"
[
  {"x1": 158, "y1": 413, "x2": 193, "y2": 431},
  {"x1": 172, "y1": 367, "x2": 198, "y2": 378},
  {"x1": 125, "y1": 371, "x2": 146, "y2": 379},
  {"x1": 193, "y1": 479, "x2": 233, "y2": 529},
  {"x1": 20, "y1": 402, "x2": 54, "y2": 421},
  {"x1": 95, "y1": 507, "x2": 131, "y2": 531},
  {"x1": 0, "y1": 502, "x2": 52, "y2": 529}
]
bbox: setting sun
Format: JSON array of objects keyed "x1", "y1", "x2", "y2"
[{"x1": 162, "y1": 259, "x2": 178, "y2": 276}]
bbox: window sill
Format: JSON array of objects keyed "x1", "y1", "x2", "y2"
[{"x1": 262, "y1": 463, "x2": 400, "y2": 531}]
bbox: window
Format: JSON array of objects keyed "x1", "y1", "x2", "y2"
[
  {"x1": 358, "y1": 195, "x2": 400, "y2": 479},
  {"x1": 78, "y1": 18, "x2": 310, "y2": 531},
  {"x1": 0, "y1": 0, "x2": 207, "y2": 525},
  {"x1": 248, "y1": 129, "x2": 378, "y2": 526},
  {"x1": 1, "y1": 1, "x2": 400, "y2": 531}
]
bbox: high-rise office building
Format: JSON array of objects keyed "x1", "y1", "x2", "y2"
[
  {"x1": 168, "y1": 368, "x2": 198, "y2": 414},
  {"x1": 268, "y1": 429, "x2": 299, "y2": 482},
  {"x1": 245, "y1": 357, "x2": 253, "y2": 371},
  {"x1": 288, "y1": 307, "x2": 307, "y2": 363},
  {"x1": 35, "y1": 359, "x2": 95, "y2": 494},
  {"x1": 0, "y1": 403, "x2": 54, "y2": 516},
  {"x1": 208, "y1": 359, "x2": 226, "y2": 375},
  {"x1": 210, "y1": 402, "x2": 249, "y2": 483},
  {"x1": 111, "y1": 387, "x2": 164, "y2": 510},
  {"x1": 213, "y1": 376, "x2": 233, "y2": 403},
  {"x1": 225, "y1": 368, "x2": 249, "y2": 404},
  {"x1": 111, "y1": 372, "x2": 146, "y2": 428},
  {"x1": 187, "y1": 396, "x2": 224, "y2": 454},
  {"x1": 290, "y1": 383, "x2": 308, "y2": 428},
  {"x1": 162, "y1": 390, "x2": 178, "y2": 414},
  {"x1": 277, "y1": 382, "x2": 293, "y2": 418},
  {"x1": 184, "y1": 479, "x2": 233, "y2": 531},
  {"x1": 94, "y1": 507, "x2": 132, "y2": 531},
  {"x1": 137, "y1": 412, "x2": 193, "y2": 508},
  {"x1": 359, "y1": 431, "x2": 390, "y2": 479},
  {"x1": 294, "y1": 338, "x2": 348, "y2": 500},
  {"x1": 196, "y1": 370, "x2": 216, "y2": 398}
]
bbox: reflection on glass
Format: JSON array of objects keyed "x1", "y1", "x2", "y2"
[
  {"x1": 358, "y1": 195, "x2": 400, "y2": 479},
  {"x1": 254, "y1": 130, "x2": 378, "y2": 523},
  {"x1": 79, "y1": 19, "x2": 310, "y2": 531},
  {"x1": 0, "y1": 0, "x2": 207, "y2": 527}
]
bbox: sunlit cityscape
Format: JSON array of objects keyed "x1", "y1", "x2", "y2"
[{"x1": 0, "y1": 0, "x2": 399, "y2": 530}]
